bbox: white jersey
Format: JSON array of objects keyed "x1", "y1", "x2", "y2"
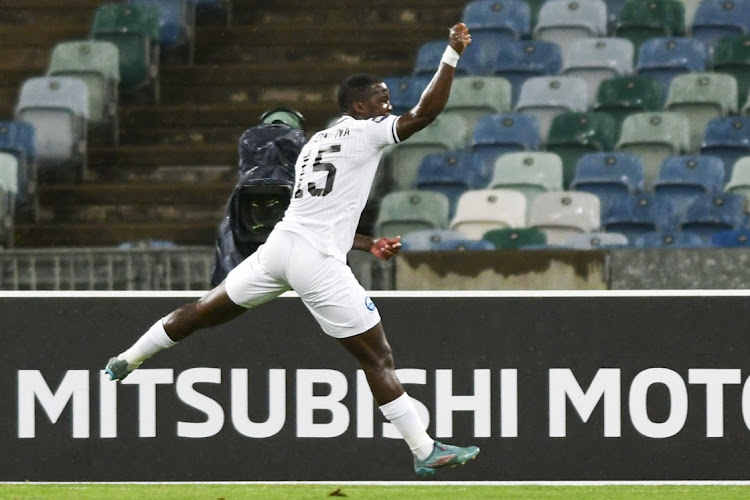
[{"x1": 275, "y1": 114, "x2": 400, "y2": 262}]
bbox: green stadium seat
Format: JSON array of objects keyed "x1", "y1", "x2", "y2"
[
  {"x1": 614, "y1": 0, "x2": 686, "y2": 53},
  {"x1": 713, "y1": 35, "x2": 750, "y2": 108},
  {"x1": 615, "y1": 111, "x2": 690, "y2": 188},
  {"x1": 664, "y1": 72, "x2": 738, "y2": 152},
  {"x1": 545, "y1": 112, "x2": 618, "y2": 189},
  {"x1": 443, "y1": 76, "x2": 512, "y2": 134},
  {"x1": 374, "y1": 190, "x2": 451, "y2": 238},
  {"x1": 488, "y1": 151, "x2": 563, "y2": 205},
  {"x1": 481, "y1": 227, "x2": 547, "y2": 249},
  {"x1": 594, "y1": 75, "x2": 666, "y2": 135}
]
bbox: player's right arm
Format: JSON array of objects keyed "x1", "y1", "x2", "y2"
[{"x1": 395, "y1": 22, "x2": 472, "y2": 142}]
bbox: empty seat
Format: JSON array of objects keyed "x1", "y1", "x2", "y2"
[
  {"x1": 601, "y1": 193, "x2": 679, "y2": 241},
  {"x1": 130, "y1": 0, "x2": 196, "y2": 63},
  {"x1": 482, "y1": 226, "x2": 548, "y2": 249},
  {"x1": 615, "y1": 111, "x2": 690, "y2": 188},
  {"x1": 652, "y1": 155, "x2": 726, "y2": 213},
  {"x1": 570, "y1": 152, "x2": 645, "y2": 211},
  {"x1": 401, "y1": 229, "x2": 470, "y2": 251},
  {"x1": 0, "y1": 121, "x2": 37, "y2": 220},
  {"x1": 415, "y1": 40, "x2": 475, "y2": 76},
  {"x1": 710, "y1": 228, "x2": 750, "y2": 247},
  {"x1": 632, "y1": 230, "x2": 706, "y2": 247},
  {"x1": 664, "y1": 72, "x2": 738, "y2": 152},
  {"x1": 533, "y1": 0, "x2": 608, "y2": 55},
  {"x1": 0, "y1": 152, "x2": 18, "y2": 248},
  {"x1": 635, "y1": 37, "x2": 707, "y2": 91},
  {"x1": 470, "y1": 113, "x2": 542, "y2": 171},
  {"x1": 492, "y1": 40, "x2": 563, "y2": 106},
  {"x1": 383, "y1": 75, "x2": 423, "y2": 115},
  {"x1": 594, "y1": 75, "x2": 666, "y2": 134},
  {"x1": 90, "y1": 2, "x2": 160, "y2": 104},
  {"x1": 615, "y1": 0, "x2": 686, "y2": 53},
  {"x1": 443, "y1": 76, "x2": 513, "y2": 131},
  {"x1": 545, "y1": 111, "x2": 618, "y2": 188},
  {"x1": 415, "y1": 151, "x2": 487, "y2": 217},
  {"x1": 713, "y1": 35, "x2": 750, "y2": 108},
  {"x1": 527, "y1": 191, "x2": 601, "y2": 244},
  {"x1": 562, "y1": 231, "x2": 629, "y2": 248},
  {"x1": 450, "y1": 189, "x2": 528, "y2": 239},
  {"x1": 725, "y1": 156, "x2": 750, "y2": 200},
  {"x1": 47, "y1": 40, "x2": 120, "y2": 146},
  {"x1": 386, "y1": 114, "x2": 469, "y2": 190},
  {"x1": 562, "y1": 38, "x2": 635, "y2": 106},
  {"x1": 690, "y1": 0, "x2": 750, "y2": 53},
  {"x1": 488, "y1": 151, "x2": 563, "y2": 203},
  {"x1": 431, "y1": 238, "x2": 496, "y2": 251},
  {"x1": 515, "y1": 76, "x2": 588, "y2": 139},
  {"x1": 14, "y1": 77, "x2": 89, "y2": 182},
  {"x1": 700, "y1": 117, "x2": 750, "y2": 177},
  {"x1": 679, "y1": 193, "x2": 747, "y2": 243},
  {"x1": 374, "y1": 190, "x2": 451, "y2": 237},
  {"x1": 464, "y1": 0, "x2": 532, "y2": 43}
]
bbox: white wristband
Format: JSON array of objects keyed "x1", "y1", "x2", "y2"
[{"x1": 440, "y1": 45, "x2": 460, "y2": 68}]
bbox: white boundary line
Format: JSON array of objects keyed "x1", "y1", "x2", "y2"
[
  {"x1": 2, "y1": 480, "x2": 750, "y2": 486},
  {"x1": 2, "y1": 290, "x2": 750, "y2": 298}
]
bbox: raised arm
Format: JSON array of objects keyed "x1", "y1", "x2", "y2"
[{"x1": 395, "y1": 23, "x2": 472, "y2": 142}]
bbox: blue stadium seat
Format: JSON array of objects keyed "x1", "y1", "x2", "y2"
[
  {"x1": 632, "y1": 230, "x2": 707, "y2": 247},
  {"x1": 463, "y1": 0, "x2": 532, "y2": 43},
  {"x1": 700, "y1": 117, "x2": 750, "y2": 178},
  {"x1": 652, "y1": 155, "x2": 726, "y2": 214},
  {"x1": 492, "y1": 40, "x2": 562, "y2": 106},
  {"x1": 415, "y1": 151, "x2": 488, "y2": 217},
  {"x1": 431, "y1": 238, "x2": 496, "y2": 251},
  {"x1": 690, "y1": 0, "x2": 750, "y2": 54},
  {"x1": 562, "y1": 231, "x2": 630, "y2": 249},
  {"x1": 710, "y1": 228, "x2": 750, "y2": 247},
  {"x1": 601, "y1": 193, "x2": 679, "y2": 242},
  {"x1": 679, "y1": 193, "x2": 747, "y2": 243},
  {"x1": 635, "y1": 37, "x2": 707, "y2": 91},
  {"x1": 401, "y1": 229, "x2": 470, "y2": 251},
  {"x1": 0, "y1": 121, "x2": 37, "y2": 220},
  {"x1": 570, "y1": 152, "x2": 645, "y2": 213},
  {"x1": 383, "y1": 75, "x2": 429, "y2": 115},
  {"x1": 129, "y1": 0, "x2": 196, "y2": 62},
  {"x1": 470, "y1": 113, "x2": 541, "y2": 172}
]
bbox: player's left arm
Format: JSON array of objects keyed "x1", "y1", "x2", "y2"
[{"x1": 353, "y1": 234, "x2": 402, "y2": 260}]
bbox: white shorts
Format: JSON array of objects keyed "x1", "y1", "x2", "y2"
[{"x1": 224, "y1": 229, "x2": 381, "y2": 338}]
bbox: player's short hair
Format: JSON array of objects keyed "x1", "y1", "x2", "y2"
[{"x1": 337, "y1": 73, "x2": 384, "y2": 113}]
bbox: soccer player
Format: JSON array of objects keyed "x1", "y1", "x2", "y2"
[{"x1": 105, "y1": 22, "x2": 479, "y2": 476}]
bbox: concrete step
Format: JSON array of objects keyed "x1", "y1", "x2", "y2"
[
  {"x1": 40, "y1": 182, "x2": 234, "y2": 206},
  {"x1": 88, "y1": 143, "x2": 238, "y2": 170}
]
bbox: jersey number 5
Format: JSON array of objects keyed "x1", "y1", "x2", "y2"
[{"x1": 295, "y1": 144, "x2": 340, "y2": 198}]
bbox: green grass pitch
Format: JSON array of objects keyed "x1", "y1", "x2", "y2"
[{"x1": 3, "y1": 484, "x2": 750, "y2": 500}]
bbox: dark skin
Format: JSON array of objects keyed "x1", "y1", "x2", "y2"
[{"x1": 161, "y1": 23, "x2": 471, "y2": 406}]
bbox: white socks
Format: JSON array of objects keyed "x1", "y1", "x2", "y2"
[
  {"x1": 119, "y1": 318, "x2": 177, "y2": 368},
  {"x1": 379, "y1": 392, "x2": 435, "y2": 460}
]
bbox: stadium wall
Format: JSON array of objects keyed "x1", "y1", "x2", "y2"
[{"x1": 3, "y1": 291, "x2": 750, "y2": 481}]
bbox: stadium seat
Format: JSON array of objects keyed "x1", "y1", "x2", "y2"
[
  {"x1": 415, "y1": 40, "x2": 469, "y2": 76},
  {"x1": 449, "y1": 189, "x2": 527, "y2": 239},
  {"x1": 700, "y1": 117, "x2": 750, "y2": 178},
  {"x1": 492, "y1": 40, "x2": 563, "y2": 106},
  {"x1": 562, "y1": 38, "x2": 635, "y2": 107},
  {"x1": 594, "y1": 75, "x2": 666, "y2": 135},
  {"x1": 710, "y1": 228, "x2": 750, "y2": 247},
  {"x1": 0, "y1": 152, "x2": 18, "y2": 248},
  {"x1": 632, "y1": 229, "x2": 706, "y2": 247},
  {"x1": 46, "y1": 40, "x2": 120, "y2": 146},
  {"x1": 400, "y1": 229, "x2": 470, "y2": 251},
  {"x1": 527, "y1": 191, "x2": 601, "y2": 244},
  {"x1": 614, "y1": 0, "x2": 686, "y2": 53},
  {"x1": 481, "y1": 226, "x2": 548, "y2": 249},
  {"x1": 679, "y1": 193, "x2": 747, "y2": 243},
  {"x1": 90, "y1": 2, "x2": 161, "y2": 104},
  {"x1": 430, "y1": 238, "x2": 496, "y2": 251},
  {"x1": 0, "y1": 121, "x2": 37, "y2": 221},
  {"x1": 14, "y1": 77, "x2": 89, "y2": 183},
  {"x1": 615, "y1": 111, "x2": 690, "y2": 189},
  {"x1": 383, "y1": 76, "x2": 423, "y2": 115},
  {"x1": 130, "y1": 0, "x2": 196, "y2": 63},
  {"x1": 635, "y1": 37, "x2": 707, "y2": 91},
  {"x1": 544, "y1": 111, "x2": 618, "y2": 188},
  {"x1": 601, "y1": 193, "x2": 679, "y2": 241},
  {"x1": 443, "y1": 76, "x2": 513, "y2": 132},
  {"x1": 562, "y1": 231, "x2": 629, "y2": 248},
  {"x1": 690, "y1": 0, "x2": 750, "y2": 54},
  {"x1": 652, "y1": 155, "x2": 726, "y2": 213},
  {"x1": 569, "y1": 152, "x2": 645, "y2": 212},
  {"x1": 724, "y1": 156, "x2": 750, "y2": 200},
  {"x1": 463, "y1": 0, "x2": 532, "y2": 44},
  {"x1": 533, "y1": 0, "x2": 608, "y2": 55},
  {"x1": 374, "y1": 190, "x2": 451, "y2": 238},
  {"x1": 713, "y1": 35, "x2": 750, "y2": 108},
  {"x1": 385, "y1": 114, "x2": 469, "y2": 191},
  {"x1": 488, "y1": 151, "x2": 563, "y2": 204},
  {"x1": 470, "y1": 113, "x2": 542, "y2": 172},
  {"x1": 514, "y1": 76, "x2": 588, "y2": 139},
  {"x1": 664, "y1": 72, "x2": 739, "y2": 152},
  {"x1": 415, "y1": 151, "x2": 488, "y2": 217}
]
